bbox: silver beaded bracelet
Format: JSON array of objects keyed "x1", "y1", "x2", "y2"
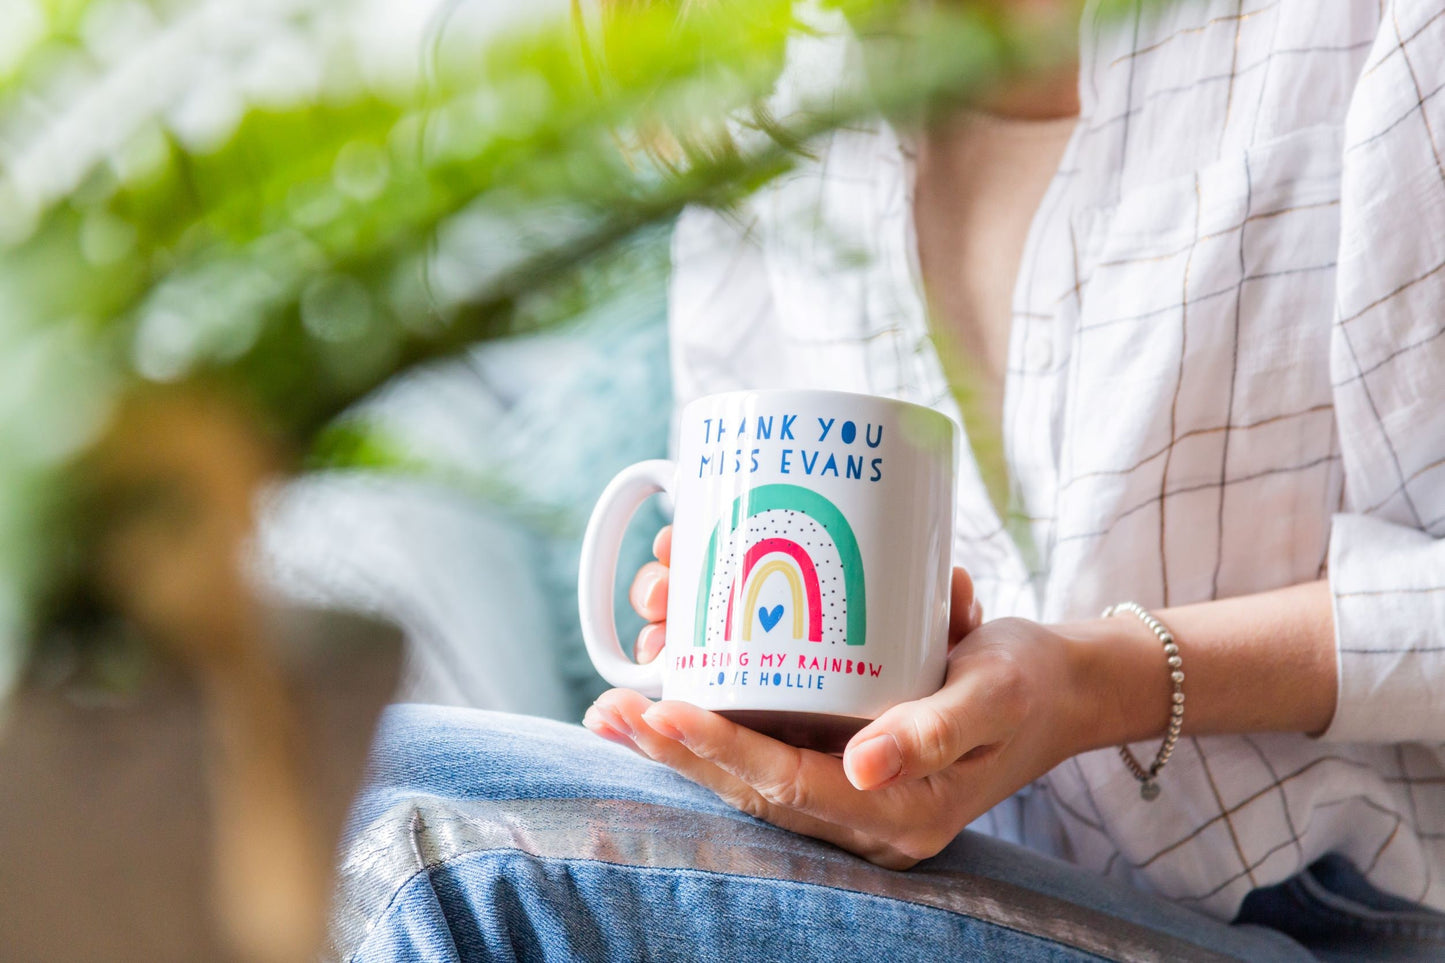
[{"x1": 1101, "y1": 601, "x2": 1184, "y2": 801}]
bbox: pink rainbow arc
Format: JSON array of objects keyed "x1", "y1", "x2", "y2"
[{"x1": 722, "y1": 537, "x2": 824, "y2": 642}]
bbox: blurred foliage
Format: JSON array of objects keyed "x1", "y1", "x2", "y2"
[{"x1": 0, "y1": 0, "x2": 1129, "y2": 692}]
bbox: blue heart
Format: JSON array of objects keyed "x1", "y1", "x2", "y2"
[{"x1": 758, "y1": 605, "x2": 785, "y2": 632}]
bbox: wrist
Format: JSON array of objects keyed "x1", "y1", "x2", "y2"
[{"x1": 1056, "y1": 614, "x2": 1174, "y2": 754}]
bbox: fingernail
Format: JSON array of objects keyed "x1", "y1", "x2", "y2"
[
  {"x1": 971, "y1": 599, "x2": 983, "y2": 624},
  {"x1": 652, "y1": 528, "x2": 669, "y2": 559},
  {"x1": 584, "y1": 710, "x2": 628, "y2": 745},
  {"x1": 642, "y1": 706, "x2": 686, "y2": 744},
  {"x1": 643, "y1": 575, "x2": 666, "y2": 612},
  {"x1": 633, "y1": 572, "x2": 659, "y2": 608},
  {"x1": 591, "y1": 703, "x2": 634, "y2": 739},
  {"x1": 638, "y1": 623, "x2": 665, "y2": 661},
  {"x1": 846, "y1": 734, "x2": 903, "y2": 790}
]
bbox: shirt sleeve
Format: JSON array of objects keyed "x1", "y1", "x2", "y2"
[{"x1": 1321, "y1": 0, "x2": 1445, "y2": 743}]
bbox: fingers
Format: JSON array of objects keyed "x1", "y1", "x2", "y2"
[
  {"x1": 587, "y1": 692, "x2": 885, "y2": 855},
  {"x1": 629, "y1": 560, "x2": 669, "y2": 622},
  {"x1": 585, "y1": 691, "x2": 955, "y2": 869},
  {"x1": 948, "y1": 567, "x2": 982, "y2": 643},
  {"x1": 630, "y1": 527, "x2": 673, "y2": 658},
  {"x1": 634, "y1": 622, "x2": 665, "y2": 663},
  {"x1": 581, "y1": 707, "x2": 640, "y2": 751},
  {"x1": 843, "y1": 655, "x2": 1023, "y2": 790},
  {"x1": 640, "y1": 699, "x2": 908, "y2": 836}
]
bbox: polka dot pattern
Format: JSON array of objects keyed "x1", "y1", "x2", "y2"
[{"x1": 702, "y1": 509, "x2": 848, "y2": 645}]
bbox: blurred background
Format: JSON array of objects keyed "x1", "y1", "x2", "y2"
[{"x1": 0, "y1": 0, "x2": 1081, "y2": 959}]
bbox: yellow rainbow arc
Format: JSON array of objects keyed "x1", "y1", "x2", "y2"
[{"x1": 739, "y1": 559, "x2": 806, "y2": 640}]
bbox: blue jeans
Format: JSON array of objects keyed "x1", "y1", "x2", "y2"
[{"x1": 330, "y1": 705, "x2": 1445, "y2": 962}]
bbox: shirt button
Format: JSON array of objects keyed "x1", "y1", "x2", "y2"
[{"x1": 1024, "y1": 333, "x2": 1053, "y2": 371}]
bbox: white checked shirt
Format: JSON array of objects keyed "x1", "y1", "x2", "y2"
[{"x1": 668, "y1": 0, "x2": 1445, "y2": 919}]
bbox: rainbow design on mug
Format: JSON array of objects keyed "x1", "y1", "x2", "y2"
[{"x1": 694, "y1": 484, "x2": 866, "y2": 647}]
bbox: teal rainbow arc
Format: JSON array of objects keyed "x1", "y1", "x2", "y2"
[{"x1": 694, "y1": 484, "x2": 866, "y2": 647}]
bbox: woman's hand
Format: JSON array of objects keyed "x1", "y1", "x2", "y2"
[
  {"x1": 590, "y1": 550, "x2": 1103, "y2": 869},
  {"x1": 605, "y1": 533, "x2": 1339, "y2": 868}
]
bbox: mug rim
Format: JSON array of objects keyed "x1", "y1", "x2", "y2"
[{"x1": 679, "y1": 388, "x2": 959, "y2": 434}]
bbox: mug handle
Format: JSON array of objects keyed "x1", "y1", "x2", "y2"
[{"x1": 578, "y1": 459, "x2": 674, "y2": 697}]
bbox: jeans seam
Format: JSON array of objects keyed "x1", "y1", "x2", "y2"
[{"x1": 376, "y1": 846, "x2": 1117, "y2": 962}]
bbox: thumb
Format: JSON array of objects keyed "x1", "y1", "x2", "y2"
[
  {"x1": 948, "y1": 567, "x2": 979, "y2": 644},
  {"x1": 842, "y1": 684, "x2": 988, "y2": 791}
]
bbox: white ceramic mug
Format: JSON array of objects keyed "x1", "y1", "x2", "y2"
[{"x1": 578, "y1": 389, "x2": 958, "y2": 751}]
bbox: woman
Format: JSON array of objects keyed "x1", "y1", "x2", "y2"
[{"x1": 329, "y1": 1, "x2": 1445, "y2": 959}]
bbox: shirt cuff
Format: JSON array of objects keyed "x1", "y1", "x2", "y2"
[{"x1": 1321, "y1": 512, "x2": 1445, "y2": 743}]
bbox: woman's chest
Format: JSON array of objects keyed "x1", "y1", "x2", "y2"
[
  {"x1": 1004, "y1": 123, "x2": 1348, "y2": 615},
  {"x1": 755, "y1": 119, "x2": 1349, "y2": 617}
]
